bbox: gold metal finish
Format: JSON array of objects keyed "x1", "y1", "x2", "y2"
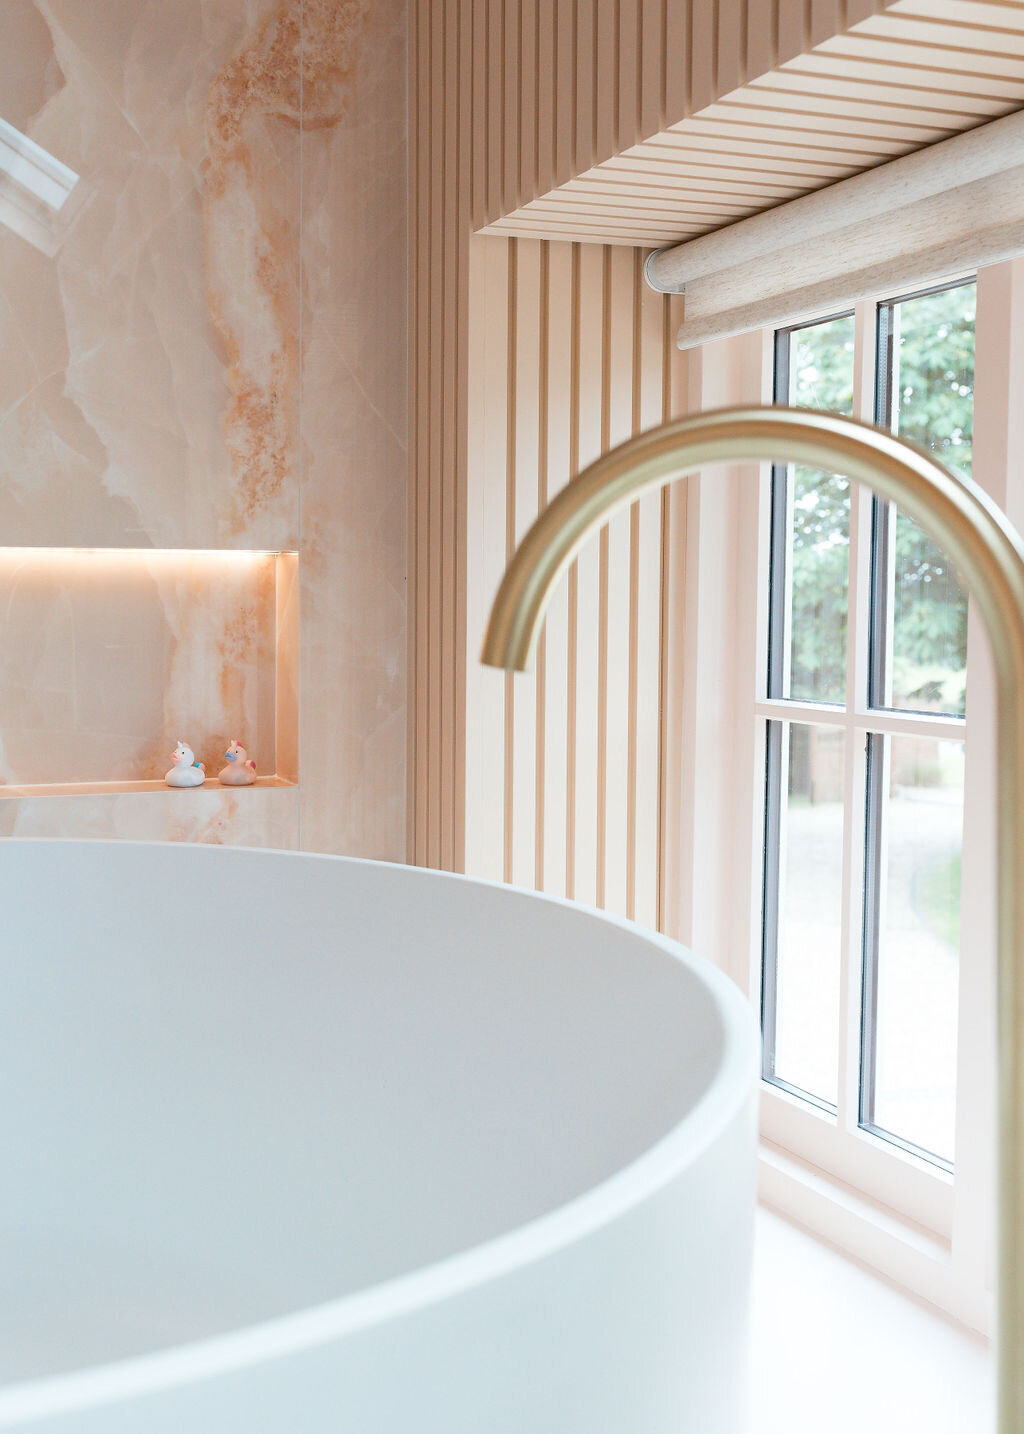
[{"x1": 481, "y1": 405, "x2": 1024, "y2": 1433}]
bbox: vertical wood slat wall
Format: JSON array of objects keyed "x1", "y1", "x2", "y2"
[
  {"x1": 409, "y1": 0, "x2": 874, "y2": 878},
  {"x1": 463, "y1": 238, "x2": 676, "y2": 928}
]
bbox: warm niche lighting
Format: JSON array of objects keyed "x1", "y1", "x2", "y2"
[{"x1": 0, "y1": 547, "x2": 299, "y2": 794}]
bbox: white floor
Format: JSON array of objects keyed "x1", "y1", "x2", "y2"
[{"x1": 750, "y1": 1207, "x2": 994, "y2": 1434}]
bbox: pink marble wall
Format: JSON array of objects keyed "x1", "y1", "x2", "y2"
[
  {"x1": 0, "y1": 0, "x2": 407, "y2": 855},
  {"x1": 299, "y1": 0, "x2": 407, "y2": 857}
]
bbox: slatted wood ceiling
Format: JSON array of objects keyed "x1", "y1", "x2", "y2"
[{"x1": 481, "y1": 0, "x2": 1024, "y2": 246}]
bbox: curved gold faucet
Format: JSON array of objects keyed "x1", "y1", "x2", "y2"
[{"x1": 481, "y1": 405, "x2": 1024, "y2": 1433}]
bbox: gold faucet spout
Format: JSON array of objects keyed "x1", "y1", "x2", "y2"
[{"x1": 482, "y1": 405, "x2": 1024, "y2": 1434}]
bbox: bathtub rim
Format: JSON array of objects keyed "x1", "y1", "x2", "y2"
[{"x1": 0, "y1": 839, "x2": 759, "y2": 1427}]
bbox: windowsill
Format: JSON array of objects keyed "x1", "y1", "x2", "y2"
[
  {"x1": 751, "y1": 1205, "x2": 992, "y2": 1433},
  {"x1": 758, "y1": 1139, "x2": 992, "y2": 1335},
  {"x1": 759, "y1": 1137, "x2": 950, "y2": 1257}
]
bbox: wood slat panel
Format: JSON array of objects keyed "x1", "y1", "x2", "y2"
[
  {"x1": 665, "y1": 0, "x2": 690, "y2": 119},
  {"x1": 566, "y1": 173, "x2": 834, "y2": 204},
  {"x1": 843, "y1": 0, "x2": 884, "y2": 23},
  {"x1": 408, "y1": 0, "x2": 425, "y2": 861},
  {"x1": 535, "y1": 0, "x2": 556, "y2": 197},
  {"x1": 812, "y1": 0, "x2": 842, "y2": 48},
  {"x1": 565, "y1": 242, "x2": 582, "y2": 896},
  {"x1": 632, "y1": 265, "x2": 668, "y2": 925},
  {"x1": 482, "y1": 223, "x2": 685, "y2": 245},
  {"x1": 602, "y1": 246, "x2": 638, "y2": 916},
  {"x1": 690, "y1": 0, "x2": 717, "y2": 112},
  {"x1": 596, "y1": 0, "x2": 620, "y2": 159},
  {"x1": 463, "y1": 236, "x2": 510, "y2": 881},
  {"x1": 599, "y1": 157, "x2": 816, "y2": 194},
  {"x1": 620, "y1": 0, "x2": 642, "y2": 149},
  {"x1": 509, "y1": 239, "x2": 542, "y2": 888},
  {"x1": 724, "y1": 83, "x2": 973, "y2": 128},
  {"x1": 747, "y1": 0, "x2": 777, "y2": 77},
  {"x1": 768, "y1": 58, "x2": 1024, "y2": 108},
  {"x1": 504, "y1": 0, "x2": 521, "y2": 215},
  {"x1": 853, "y1": 13, "x2": 1024, "y2": 57},
  {"x1": 571, "y1": 241, "x2": 606, "y2": 905},
  {"x1": 485, "y1": 216, "x2": 699, "y2": 240},
  {"x1": 554, "y1": 0, "x2": 576, "y2": 186},
  {"x1": 519, "y1": 0, "x2": 537, "y2": 206},
  {"x1": 427, "y1": 0, "x2": 445, "y2": 865},
  {"x1": 640, "y1": 0, "x2": 666, "y2": 137},
  {"x1": 550, "y1": 180, "x2": 778, "y2": 209},
  {"x1": 777, "y1": 0, "x2": 807, "y2": 65},
  {"x1": 487, "y1": 0, "x2": 503, "y2": 233},
  {"x1": 717, "y1": 0, "x2": 747, "y2": 94},
  {"x1": 891, "y1": 0, "x2": 1024, "y2": 31},
  {"x1": 441, "y1": 0, "x2": 461, "y2": 870},
  {"x1": 454, "y1": 0, "x2": 474, "y2": 870},
  {"x1": 471, "y1": 0, "x2": 488, "y2": 231},
  {"x1": 534, "y1": 240, "x2": 550, "y2": 889},
  {"x1": 625, "y1": 141, "x2": 858, "y2": 178},
  {"x1": 502, "y1": 238, "x2": 517, "y2": 881},
  {"x1": 527, "y1": 189, "x2": 761, "y2": 216},
  {"x1": 541, "y1": 241, "x2": 574, "y2": 898},
  {"x1": 676, "y1": 112, "x2": 920, "y2": 155},
  {"x1": 803, "y1": 43, "x2": 1024, "y2": 91},
  {"x1": 827, "y1": 29, "x2": 1024, "y2": 72},
  {"x1": 576, "y1": 0, "x2": 597, "y2": 175}
]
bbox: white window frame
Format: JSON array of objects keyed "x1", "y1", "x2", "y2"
[{"x1": 670, "y1": 262, "x2": 1024, "y2": 1334}]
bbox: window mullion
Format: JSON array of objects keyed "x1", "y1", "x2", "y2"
[
  {"x1": 836, "y1": 717, "x2": 866, "y2": 1132},
  {"x1": 859, "y1": 732, "x2": 887, "y2": 1133},
  {"x1": 760, "y1": 720, "x2": 784, "y2": 1082},
  {"x1": 835, "y1": 305, "x2": 876, "y2": 1134}
]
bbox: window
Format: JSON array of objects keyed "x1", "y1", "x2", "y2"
[{"x1": 760, "y1": 281, "x2": 975, "y2": 1205}]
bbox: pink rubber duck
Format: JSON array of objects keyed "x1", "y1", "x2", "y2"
[{"x1": 218, "y1": 739, "x2": 256, "y2": 786}]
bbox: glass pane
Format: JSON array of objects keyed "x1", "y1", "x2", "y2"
[
  {"x1": 868, "y1": 734, "x2": 963, "y2": 1164},
  {"x1": 890, "y1": 511, "x2": 968, "y2": 714},
  {"x1": 773, "y1": 314, "x2": 854, "y2": 705},
  {"x1": 888, "y1": 283, "x2": 974, "y2": 476},
  {"x1": 878, "y1": 283, "x2": 974, "y2": 716},
  {"x1": 770, "y1": 721, "x2": 846, "y2": 1108},
  {"x1": 787, "y1": 468, "x2": 850, "y2": 704}
]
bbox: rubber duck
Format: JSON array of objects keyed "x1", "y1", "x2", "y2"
[
  {"x1": 165, "y1": 741, "x2": 206, "y2": 787},
  {"x1": 218, "y1": 739, "x2": 256, "y2": 786}
]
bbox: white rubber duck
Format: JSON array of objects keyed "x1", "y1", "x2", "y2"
[
  {"x1": 218, "y1": 739, "x2": 256, "y2": 786},
  {"x1": 165, "y1": 741, "x2": 206, "y2": 787}
]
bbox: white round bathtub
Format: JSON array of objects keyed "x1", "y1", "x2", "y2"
[{"x1": 0, "y1": 840, "x2": 758, "y2": 1433}]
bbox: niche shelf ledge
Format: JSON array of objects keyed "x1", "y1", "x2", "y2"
[{"x1": 0, "y1": 777, "x2": 298, "y2": 800}]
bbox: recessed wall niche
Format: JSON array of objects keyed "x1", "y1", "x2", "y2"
[{"x1": 0, "y1": 548, "x2": 298, "y2": 795}]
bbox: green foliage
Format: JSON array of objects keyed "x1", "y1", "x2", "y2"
[{"x1": 782, "y1": 287, "x2": 974, "y2": 711}]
